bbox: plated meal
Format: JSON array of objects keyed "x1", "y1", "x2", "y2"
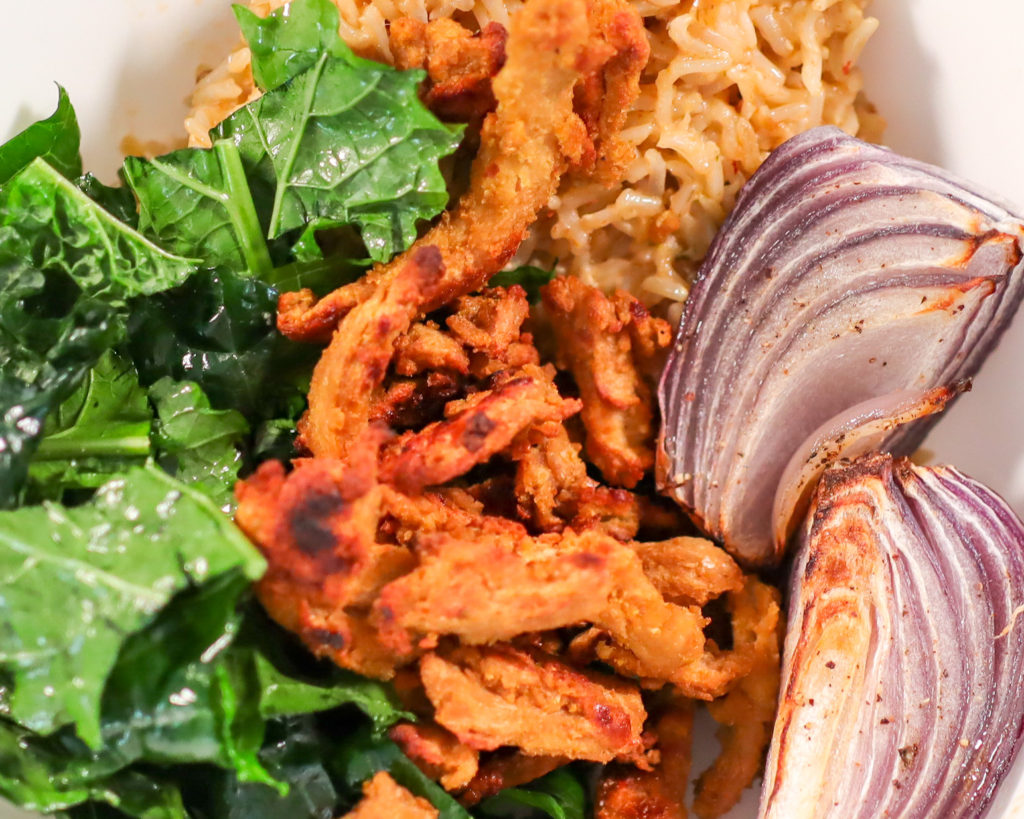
[{"x1": 3, "y1": 1, "x2": 1024, "y2": 818}]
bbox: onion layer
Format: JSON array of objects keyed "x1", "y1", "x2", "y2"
[
  {"x1": 760, "y1": 453, "x2": 1024, "y2": 819},
  {"x1": 657, "y1": 126, "x2": 1024, "y2": 566}
]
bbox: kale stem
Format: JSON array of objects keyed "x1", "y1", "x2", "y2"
[
  {"x1": 214, "y1": 140, "x2": 274, "y2": 278},
  {"x1": 34, "y1": 435, "x2": 152, "y2": 461}
]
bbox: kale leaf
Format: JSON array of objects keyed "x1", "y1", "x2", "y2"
[
  {"x1": 149, "y1": 378, "x2": 249, "y2": 509},
  {"x1": 215, "y1": 51, "x2": 461, "y2": 263},
  {"x1": 332, "y1": 726, "x2": 472, "y2": 819},
  {"x1": 1, "y1": 159, "x2": 196, "y2": 305},
  {"x1": 489, "y1": 265, "x2": 557, "y2": 304},
  {"x1": 94, "y1": 572, "x2": 272, "y2": 784},
  {"x1": 124, "y1": 0, "x2": 461, "y2": 270},
  {"x1": 28, "y1": 350, "x2": 153, "y2": 496},
  {"x1": 0, "y1": 464, "x2": 265, "y2": 747},
  {"x1": 0, "y1": 574, "x2": 266, "y2": 818},
  {"x1": 0, "y1": 85, "x2": 81, "y2": 184},
  {"x1": 235, "y1": 0, "x2": 355, "y2": 92},
  {"x1": 0, "y1": 298, "x2": 120, "y2": 507},
  {"x1": 121, "y1": 141, "x2": 273, "y2": 276},
  {"x1": 478, "y1": 768, "x2": 588, "y2": 819},
  {"x1": 0, "y1": 717, "x2": 189, "y2": 819},
  {"x1": 252, "y1": 652, "x2": 412, "y2": 732},
  {"x1": 0, "y1": 158, "x2": 196, "y2": 505},
  {"x1": 127, "y1": 268, "x2": 316, "y2": 421},
  {"x1": 179, "y1": 717, "x2": 340, "y2": 819}
]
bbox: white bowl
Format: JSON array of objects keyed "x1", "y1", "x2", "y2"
[{"x1": 3, "y1": 1, "x2": 1024, "y2": 817}]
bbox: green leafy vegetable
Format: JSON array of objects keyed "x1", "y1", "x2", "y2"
[
  {"x1": 125, "y1": 0, "x2": 461, "y2": 269},
  {"x1": 0, "y1": 299, "x2": 119, "y2": 507},
  {"x1": 0, "y1": 158, "x2": 197, "y2": 504},
  {"x1": 235, "y1": 0, "x2": 354, "y2": 92},
  {"x1": 1, "y1": 159, "x2": 196, "y2": 305},
  {"x1": 478, "y1": 768, "x2": 587, "y2": 819},
  {"x1": 149, "y1": 378, "x2": 249, "y2": 507},
  {"x1": 0, "y1": 718, "x2": 188, "y2": 819},
  {"x1": 96, "y1": 573, "x2": 265, "y2": 774},
  {"x1": 216, "y1": 51, "x2": 461, "y2": 262},
  {"x1": 0, "y1": 574, "x2": 271, "y2": 817},
  {"x1": 27, "y1": 361, "x2": 251, "y2": 506},
  {"x1": 253, "y1": 653, "x2": 412, "y2": 732},
  {"x1": 0, "y1": 464, "x2": 265, "y2": 747},
  {"x1": 122, "y1": 141, "x2": 272, "y2": 276},
  {"x1": 77, "y1": 173, "x2": 140, "y2": 227},
  {"x1": 127, "y1": 269, "x2": 316, "y2": 420},
  {"x1": 332, "y1": 727, "x2": 472, "y2": 819},
  {"x1": 251, "y1": 418, "x2": 298, "y2": 464},
  {"x1": 0, "y1": 85, "x2": 81, "y2": 184},
  {"x1": 490, "y1": 265, "x2": 557, "y2": 304},
  {"x1": 29, "y1": 351, "x2": 153, "y2": 495},
  {"x1": 180, "y1": 717, "x2": 339, "y2": 819}
]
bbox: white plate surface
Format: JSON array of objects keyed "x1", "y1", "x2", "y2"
[{"x1": 3, "y1": 1, "x2": 1024, "y2": 817}]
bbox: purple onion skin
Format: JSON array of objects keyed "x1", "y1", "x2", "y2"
[
  {"x1": 657, "y1": 126, "x2": 1024, "y2": 567},
  {"x1": 760, "y1": 453, "x2": 1024, "y2": 819}
]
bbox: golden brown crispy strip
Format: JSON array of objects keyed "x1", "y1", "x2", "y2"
[
  {"x1": 575, "y1": 574, "x2": 780, "y2": 701},
  {"x1": 379, "y1": 485, "x2": 526, "y2": 542},
  {"x1": 257, "y1": 578, "x2": 401, "y2": 680},
  {"x1": 512, "y1": 420, "x2": 640, "y2": 539},
  {"x1": 460, "y1": 751, "x2": 570, "y2": 806},
  {"x1": 300, "y1": 246, "x2": 443, "y2": 460},
  {"x1": 628, "y1": 537, "x2": 744, "y2": 606},
  {"x1": 693, "y1": 720, "x2": 769, "y2": 819},
  {"x1": 277, "y1": 0, "x2": 602, "y2": 343},
  {"x1": 390, "y1": 18, "x2": 507, "y2": 123},
  {"x1": 595, "y1": 701, "x2": 693, "y2": 819},
  {"x1": 372, "y1": 529, "x2": 617, "y2": 654},
  {"x1": 371, "y1": 372, "x2": 464, "y2": 431},
  {"x1": 379, "y1": 374, "x2": 580, "y2": 494},
  {"x1": 390, "y1": 721, "x2": 480, "y2": 792},
  {"x1": 342, "y1": 771, "x2": 439, "y2": 819},
  {"x1": 692, "y1": 579, "x2": 782, "y2": 819},
  {"x1": 394, "y1": 322, "x2": 471, "y2": 377},
  {"x1": 445, "y1": 286, "x2": 532, "y2": 359},
  {"x1": 234, "y1": 452, "x2": 413, "y2": 679},
  {"x1": 571, "y1": 0, "x2": 650, "y2": 185},
  {"x1": 420, "y1": 645, "x2": 649, "y2": 764},
  {"x1": 542, "y1": 276, "x2": 671, "y2": 488},
  {"x1": 671, "y1": 575, "x2": 781, "y2": 702},
  {"x1": 372, "y1": 525, "x2": 706, "y2": 678}
]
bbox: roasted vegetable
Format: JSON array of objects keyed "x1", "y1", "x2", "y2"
[
  {"x1": 657, "y1": 126, "x2": 1024, "y2": 566},
  {"x1": 761, "y1": 453, "x2": 1024, "y2": 818}
]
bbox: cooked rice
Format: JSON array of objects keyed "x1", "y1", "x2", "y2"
[{"x1": 187, "y1": 0, "x2": 882, "y2": 303}]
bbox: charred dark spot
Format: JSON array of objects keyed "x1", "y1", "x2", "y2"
[
  {"x1": 804, "y1": 548, "x2": 821, "y2": 579},
  {"x1": 589, "y1": 703, "x2": 630, "y2": 743},
  {"x1": 899, "y1": 744, "x2": 919, "y2": 767},
  {"x1": 365, "y1": 357, "x2": 388, "y2": 382},
  {"x1": 376, "y1": 604, "x2": 396, "y2": 624},
  {"x1": 288, "y1": 487, "x2": 345, "y2": 555},
  {"x1": 628, "y1": 299, "x2": 650, "y2": 322},
  {"x1": 461, "y1": 412, "x2": 497, "y2": 452},
  {"x1": 303, "y1": 627, "x2": 346, "y2": 651},
  {"x1": 570, "y1": 551, "x2": 606, "y2": 570}
]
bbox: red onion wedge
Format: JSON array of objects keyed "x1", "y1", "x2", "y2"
[
  {"x1": 760, "y1": 453, "x2": 1024, "y2": 819},
  {"x1": 657, "y1": 126, "x2": 1024, "y2": 566}
]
